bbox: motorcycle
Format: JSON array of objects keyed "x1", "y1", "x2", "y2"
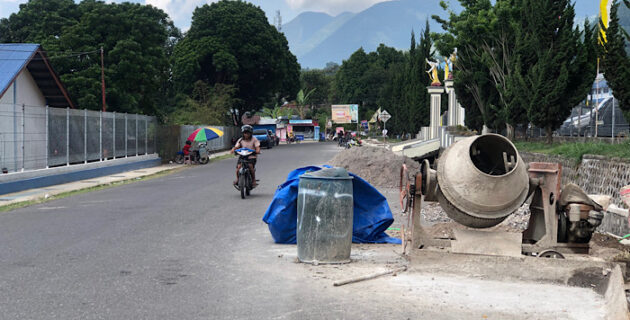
[
  {"x1": 174, "y1": 142, "x2": 210, "y2": 164},
  {"x1": 346, "y1": 138, "x2": 362, "y2": 149},
  {"x1": 196, "y1": 142, "x2": 210, "y2": 164},
  {"x1": 234, "y1": 148, "x2": 256, "y2": 199},
  {"x1": 338, "y1": 137, "x2": 345, "y2": 148}
]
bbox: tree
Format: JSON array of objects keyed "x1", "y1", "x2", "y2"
[
  {"x1": 334, "y1": 48, "x2": 372, "y2": 106},
  {"x1": 296, "y1": 88, "x2": 316, "y2": 119},
  {"x1": 480, "y1": 0, "x2": 526, "y2": 140},
  {"x1": 408, "y1": 21, "x2": 433, "y2": 133},
  {"x1": 434, "y1": 0, "x2": 597, "y2": 140},
  {"x1": 0, "y1": 0, "x2": 178, "y2": 115},
  {"x1": 169, "y1": 81, "x2": 234, "y2": 125},
  {"x1": 0, "y1": 0, "x2": 79, "y2": 44},
  {"x1": 433, "y1": 0, "x2": 502, "y2": 133},
  {"x1": 300, "y1": 69, "x2": 332, "y2": 105},
  {"x1": 259, "y1": 106, "x2": 294, "y2": 119},
  {"x1": 602, "y1": 1, "x2": 630, "y2": 122},
  {"x1": 516, "y1": 0, "x2": 597, "y2": 143},
  {"x1": 335, "y1": 45, "x2": 410, "y2": 127},
  {"x1": 172, "y1": 1, "x2": 300, "y2": 123}
]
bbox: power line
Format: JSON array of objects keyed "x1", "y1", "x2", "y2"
[
  {"x1": 0, "y1": 48, "x2": 100, "y2": 55},
  {"x1": 0, "y1": 49, "x2": 100, "y2": 61}
]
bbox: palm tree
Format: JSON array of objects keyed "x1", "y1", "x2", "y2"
[{"x1": 296, "y1": 88, "x2": 316, "y2": 119}]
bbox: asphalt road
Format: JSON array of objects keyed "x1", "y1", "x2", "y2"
[
  {"x1": 0, "y1": 142, "x2": 407, "y2": 320},
  {"x1": 0, "y1": 142, "x2": 609, "y2": 320}
]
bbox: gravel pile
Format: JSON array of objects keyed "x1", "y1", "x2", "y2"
[
  {"x1": 328, "y1": 146, "x2": 420, "y2": 188},
  {"x1": 422, "y1": 202, "x2": 532, "y2": 236},
  {"x1": 328, "y1": 145, "x2": 532, "y2": 233}
]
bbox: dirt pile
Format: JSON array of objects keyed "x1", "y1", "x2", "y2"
[{"x1": 328, "y1": 146, "x2": 420, "y2": 188}]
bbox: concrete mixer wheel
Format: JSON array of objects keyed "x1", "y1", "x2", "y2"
[{"x1": 537, "y1": 250, "x2": 565, "y2": 259}]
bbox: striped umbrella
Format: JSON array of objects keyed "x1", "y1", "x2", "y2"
[{"x1": 187, "y1": 127, "x2": 224, "y2": 142}]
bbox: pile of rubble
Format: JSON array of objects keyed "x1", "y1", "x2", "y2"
[
  {"x1": 328, "y1": 146, "x2": 420, "y2": 188},
  {"x1": 422, "y1": 202, "x2": 532, "y2": 238}
]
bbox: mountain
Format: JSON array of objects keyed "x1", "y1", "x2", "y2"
[
  {"x1": 284, "y1": 0, "x2": 613, "y2": 69},
  {"x1": 282, "y1": 11, "x2": 334, "y2": 53},
  {"x1": 283, "y1": 11, "x2": 355, "y2": 59},
  {"x1": 283, "y1": 0, "x2": 458, "y2": 69}
]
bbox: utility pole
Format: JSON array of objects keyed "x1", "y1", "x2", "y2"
[
  {"x1": 273, "y1": 10, "x2": 282, "y2": 31},
  {"x1": 595, "y1": 60, "x2": 600, "y2": 137},
  {"x1": 101, "y1": 46, "x2": 106, "y2": 112}
]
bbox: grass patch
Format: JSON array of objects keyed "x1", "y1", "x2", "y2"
[
  {"x1": 210, "y1": 153, "x2": 235, "y2": 162},
  {"x1": 0, "y1": 167, "x2": 183, "y2": 213},
  {"x1": 514, "y1": 140, "x2": 630, "y2": 162},
  {"x1": 0, "y1": 199, "x2": 43, "y2": 213}
]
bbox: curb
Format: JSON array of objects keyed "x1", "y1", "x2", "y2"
[
  {"x1": 1, "y1": 150, "x2": 239, "y2": 210},
  {"x1": 0, "y1": 164, "x2": 181, "y2": 210}
]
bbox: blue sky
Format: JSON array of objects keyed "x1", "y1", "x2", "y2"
[{"x1": 0, "y1": 0, "x2": 389, "y2": 30}]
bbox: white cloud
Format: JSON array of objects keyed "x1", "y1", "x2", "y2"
[
  {"x1": 145, "y1": 0, "x2": 216, "y2": 26},
  {"x1": 285, "y1": 0, "x2": 389, "y2": 15}
]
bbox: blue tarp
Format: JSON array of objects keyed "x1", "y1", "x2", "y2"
[{"x1": 262, "y1": 166, "x2": 401, "y2": 244}]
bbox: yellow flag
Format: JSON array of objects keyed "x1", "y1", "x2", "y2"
[
  {"x1": 369, "y1": 108, "x2": 381, "y2": 123},
  {"x1": 599, "y1": 0, "x2": 612, "y2": 44}
]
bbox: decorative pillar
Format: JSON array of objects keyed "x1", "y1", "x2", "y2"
[
  {"x1": 445, "y1": 79, "x2": 456, "y2": 126},
  {"x1": 457, "y1": 102, "x2": 465, "y2": 127},
  {"x1": 427, "y1": 86, "x2": 444, "y2": 139}
]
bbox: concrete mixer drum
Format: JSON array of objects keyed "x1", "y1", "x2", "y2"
[{"x1": 436, "y1": 134, "x2": 530, "y2": 228}]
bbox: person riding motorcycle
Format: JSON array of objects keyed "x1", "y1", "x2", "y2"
[{"x1": 231, "y1": 125, "x2": 261, "y2": 187}]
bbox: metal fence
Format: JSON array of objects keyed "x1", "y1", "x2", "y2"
[
  {"x1": 179, "y1": 125, "x2": 239, "y2": 152},
  {"x1": 154, "y1": 125, "x2": 239, "y2": 163},
  {"x1": 0, "y1": 103, "x2": 157, "y2": 173}
]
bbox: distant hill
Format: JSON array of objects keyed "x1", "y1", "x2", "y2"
[
  {"x1": 282, "y1": 11, "x2": 334, "y2": 55},
  {"x1": 283, "y1": 0, "x2": 609, "y2": 69},
  {"x1": 283, "y1": 11, "x2": 355, "y2": 59},
  {"x1": 284, "y1": 0, "x2": 457, "y2": 69}
]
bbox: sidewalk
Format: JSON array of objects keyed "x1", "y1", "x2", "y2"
[
  {"x1": 0, "y1": 150, "x2": 233, "y2": 209},
  {"x1": 362, "y1": 138, "x2": 390, "y2": 149}
]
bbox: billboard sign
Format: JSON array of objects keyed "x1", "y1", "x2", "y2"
[
  {"x1": 289, "y1": 119, "x2": 313, "y2": 124},
  {"x1": 331, "y1": 104, "x2": 359, "y2": 123},
  {"x1": 349, "y1": 104, "x2": 358, "y2": 123}
]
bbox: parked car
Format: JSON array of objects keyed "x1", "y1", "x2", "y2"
[
  {"x1": 558, "y1": 97, "x2": 629, "y2": 137},
  {"x1": 253, "y1": 129, "x2": 273, "y2": 149}
]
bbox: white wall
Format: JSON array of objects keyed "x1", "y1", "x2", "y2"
[
  {"x1": 17, "y1": 69, "x2": 46, "y2": 107},
  {"x1": 0, "y1": 83, "x2": 17, "y2": 172},
  {"x1": 0, "y1": 69, "x2": 48, "y2": 172}
]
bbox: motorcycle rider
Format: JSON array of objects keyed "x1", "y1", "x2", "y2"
[
  {"x1": 231, "y1": 125, "x2": 261, "y2": 187},
  {"x1": 288, "y1": 131, "x2": 295, "y2": 143}
]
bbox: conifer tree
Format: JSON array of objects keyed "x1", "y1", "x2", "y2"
[
  {"x1": 516, "y1": 0, "x2": 597, "y2": 143},
  {"x1": 602, "y1": 1, "x2": 630, "y2": 122}
]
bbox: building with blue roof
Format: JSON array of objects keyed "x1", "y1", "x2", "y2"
[
  {"x1": 1, "y1": 44, "x2": 75, "y2": 172},
  {"x1": 0, "y1": 43, "x2": 74, "y2": 109}
]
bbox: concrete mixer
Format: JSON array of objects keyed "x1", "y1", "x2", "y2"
[{"x1": 399, "y1": 134, "x2": 606, "y2": 257}]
